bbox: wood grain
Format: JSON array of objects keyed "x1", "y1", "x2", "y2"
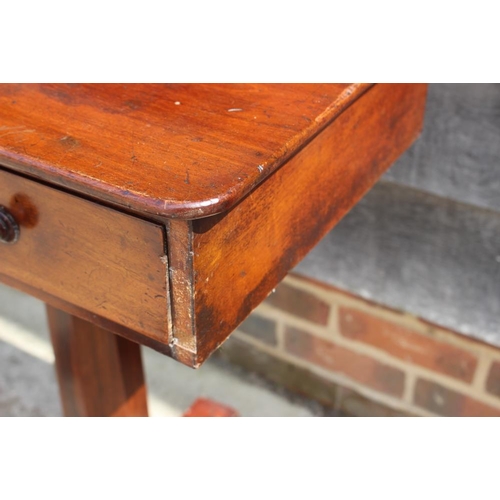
[
  {"x1": 187, "y1": 84, "x2": 428, "y2": 365},
  {"x1": 47, "y1": 305, "x2": 148, "y2": 416},
  {"x1": 0, "y1": 84, "x2": 428, "y2": 370},
  {"x1": 0, "y1": 168, "x2": 169, "y2": 342},
  {"x1": 165, "y1": 219, "x2": 196, "y2": 366},
  {"x1": 0, "y1": 84, "x2": 371, "y2": 218}
]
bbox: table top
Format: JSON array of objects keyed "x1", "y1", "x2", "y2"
[{"x1": 0, "y1": 83, "x2": 371, "y2": 219}]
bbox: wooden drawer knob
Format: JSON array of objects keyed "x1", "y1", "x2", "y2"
[{"x1": 0, "y1": 205, "x2": 20, "y2": 243}]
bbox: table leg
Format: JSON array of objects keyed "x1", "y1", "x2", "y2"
[{"x1": 46, "y1": 305, "x2": 148, "y2": 417}]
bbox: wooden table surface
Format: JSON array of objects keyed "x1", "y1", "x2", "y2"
[
  {"x1": 0, "y1": 83, "x2": 371, "y2": 218},
  {"x1": 0, "y1": 83, "x2": 428, "y2": 415}
]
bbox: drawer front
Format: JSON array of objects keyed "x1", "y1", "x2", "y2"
[{"x1": 0, "y1": 168, "x2": 169, "y2": 342}]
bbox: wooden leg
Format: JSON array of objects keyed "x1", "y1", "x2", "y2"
[{"x1": 46, "y1": 305, "x2": 148, "y2": 417}]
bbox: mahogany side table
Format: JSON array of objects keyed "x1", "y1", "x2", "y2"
[{"x1": 0, "y1": 84, "x2": 427, "y2": 416}]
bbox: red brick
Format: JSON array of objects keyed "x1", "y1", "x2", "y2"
[
  {"x1": 265, "y1": 283, "x2": 330, "y2": 325},
  {"x1": 183, "y1": 398, "x2": 239, "y2": 417},
  {"x1": 339, "y1": 307, "x2": 477, "y2": 382},
  {"x1": 414, "y1": 379, "x2": 500, "y2": 416},
  {"x1": 285, "y1": 326, "x2": 405, "y2": 398},
  {"x1": 485, "y1": 361, "x2": 500, "y2": 398},
  {"x1": 216, "y1": 336, "x2": 341, "y2": 408}
]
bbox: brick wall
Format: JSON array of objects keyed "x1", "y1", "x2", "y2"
[{"x1": 215, "y1": 273, "x2": 500, "y2": 416}]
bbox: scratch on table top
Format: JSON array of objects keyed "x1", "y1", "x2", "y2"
[{"x1": 0, "y1": 126, "x2": 35, "y2": 138}]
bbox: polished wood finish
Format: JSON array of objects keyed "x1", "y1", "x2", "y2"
[
  {"x1": 0, "y1": 84, "x2": 428, "y2": 371},
  {"x1": 47, "y1": 305, "x2": 148, "y2": 417},
  {"x1": 170, "y1": 84, "x2": 429, "y2": 365},
  {"x1": 0, "y1": 168, "x2": 169, "y2": 343},
  {"x1": 0, "y1": 84, "x2": 371, "y2": 219}
]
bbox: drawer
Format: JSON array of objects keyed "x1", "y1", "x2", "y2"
[{"x1": 0, "y1": 168, "x2": 169, "y2": 343}]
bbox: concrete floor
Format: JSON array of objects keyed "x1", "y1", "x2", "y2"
[{"x1": 0, "y1": 283, "x2": 314, "y2": 417}]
